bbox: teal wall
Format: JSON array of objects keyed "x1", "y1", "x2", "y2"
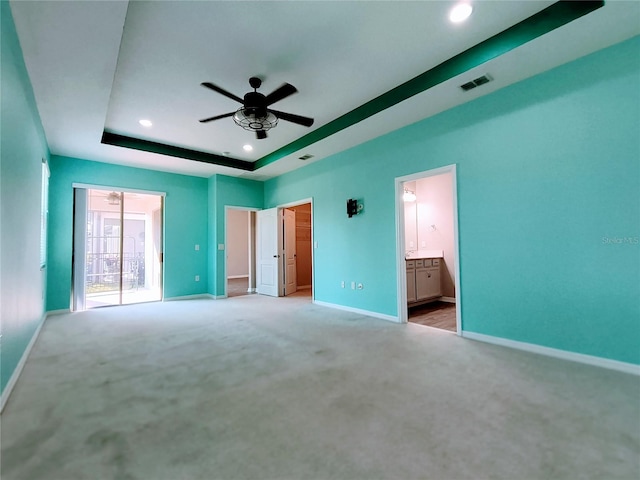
[
  {"x1": 0, "y1": 1, "x2": 51, "y2": 394},
  {"x1": 2, "y1": 0, "x2": 638, "y2": 405},
  {"x1": 265, "y1": 36, "x2": 640, "y2": 364},
  {"x1": 207, "y1": 175, "x2": 263, "y2": 296},
  {"x1": 47, "y1": 156, "x2": 209, "y2": 310}
]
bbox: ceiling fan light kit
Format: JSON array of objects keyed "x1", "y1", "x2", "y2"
[
  {"x1": 233, "y1": 109, "x2": 278, "y2": 137},
  {"x1": 200, "y1": 76, "x2": 314, "y2": 140}
]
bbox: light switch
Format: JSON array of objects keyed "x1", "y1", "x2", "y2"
[
  {"x1": 314, "y1": 241, "x2": 318, "y2": 249},
  {"x1": 195, "y1": 244, "x2": 200, "y2": 251}
]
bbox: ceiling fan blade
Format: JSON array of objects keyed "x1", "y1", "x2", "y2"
[
  {"x1": 269, "y1": 109, "x2": 314, "y2": 127},
  {"x1": 256, "y1": 130, "x2": 267, "y2": 140},
  {"x1": 201, "y1": 82, "x2": 244, "y2": 104},
  {"x1": 199, "y1": 112, "x2": 234, "y2": 123},
  {"x1": 265, "y1": 83, "x2": 298, "y2": 106}
]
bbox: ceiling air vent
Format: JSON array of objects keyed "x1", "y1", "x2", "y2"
[
  {"x1": 460, "y1": 74, "x2": 492, "y2": 91},
  {"x1": 298, "y1": 154, "x2": 314, "y2": 161}
]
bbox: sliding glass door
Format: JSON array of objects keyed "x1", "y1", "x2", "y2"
[{"x1": 73, "y1": 188, "x2": 163, "y2": 310}]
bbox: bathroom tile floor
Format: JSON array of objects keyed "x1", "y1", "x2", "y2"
[{"x1": 409, "y1": 301, "x2": 457, "y2": 332}]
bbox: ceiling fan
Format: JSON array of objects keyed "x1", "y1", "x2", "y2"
[{"x1": 199, "y1": 77, "x2": 314, "y2": 139}]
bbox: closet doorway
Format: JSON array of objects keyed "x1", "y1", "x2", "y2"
[
  {"x1": 72, "y1": 187, "x2": 163, "y2": 310},
  {"x1": 254, "y1": 199, "x2": 314, "y2": 299}
]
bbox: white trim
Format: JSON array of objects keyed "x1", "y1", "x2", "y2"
[
  {"x1": 314, "y1": 300, "x2": 399, "y2": 323},
  {"x1": 440, "y1": 296, "x2": 456, "y2": 303},
  {"x1": 163, "y1": 293, "x2": 217, "y2": 301},
  {"x1": 46, "y1": 308, "x2": 71, "y2": 316},
  {"x1": 462, "y1": 331, "x2": 640, "y2": 376},
  {"x1": 72, "y1": 183, "x2": 166, "y2": 197},
  {"x1": 277, "y1": 197, "x2": 313, "y2": 209},
  {"x1": 395, "y1": 165, "x2": 462, "y2": 335},
  {"x1": 1, "y1": 314, "x2": 47, "y2": 413},
  {"x1": 227, "y1": 275, "x2": 249, "y2": 279}
]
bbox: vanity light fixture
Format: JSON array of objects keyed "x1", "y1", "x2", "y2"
[
  {"x1": 403, "y1": 189, "x2": 417, "y2": 202},
  {"x1": 449, "y1": 2, "x2": 473, "y2": 23}
]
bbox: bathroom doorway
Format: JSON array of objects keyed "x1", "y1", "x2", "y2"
[{"x1": 395, "y1": 165, "x2": 461, "y2": 333}]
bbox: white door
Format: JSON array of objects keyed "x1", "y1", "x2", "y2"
[
  {"x1": 256, "y1": 208, "x2": 281, "y2": 296},
  {"x1": 284, "y1": 209, "x2": 297, "y2": 296}
]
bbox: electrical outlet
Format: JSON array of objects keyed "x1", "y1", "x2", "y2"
[
  {"x1": 195, "y1": 275, "x2": 200, "y2": 282},
  {"x1": 341, "y1": 281, "x2": 345, "y2": 288},
  {"x1": 351, "y1": 281, "x2": 356, "y2": 290}
]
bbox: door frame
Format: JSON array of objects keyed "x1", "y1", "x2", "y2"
[
  {"x1": 394, "y1": 165, "x2": 462, "y2": 334},
  {"x1": 224, "y1": 205, "x2": 260, "y2": 298},
  {"x1": 283, "y1": 208, "x2": 298, "y2": 296},
  {"x1": 277, "y1": 197, "x2": 314, "y2": 300}
]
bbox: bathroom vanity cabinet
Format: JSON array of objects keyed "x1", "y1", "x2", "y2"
[{"x1": 406, "y1": 257, "x2": 441, "y2": 304}]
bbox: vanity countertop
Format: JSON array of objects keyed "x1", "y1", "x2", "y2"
[{"x1": 405, "y1": 249, "x2": 444, "y2": 259}]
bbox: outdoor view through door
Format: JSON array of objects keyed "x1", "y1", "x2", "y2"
[{"x1": 75, "y1": 188, "x2": 163, "y2": 309}]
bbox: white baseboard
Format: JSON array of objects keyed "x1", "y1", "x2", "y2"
[
  {"x1": 1, "y1": 313, "x2": 47, "y2": 413},
  {"x1": 313, "y1": 300, "x2": 399, "y2": 323},
  {"x1": 45, "y1": 308, "x2": 71, "y2": 316},
  {"x1": 246, "y1": 288, "x2": 256, "y2": 293},
  {"x1": 164, "y1": 293, "x2": 217, "y2": 301},
  {"x1": 227, "y1": 275, "x2": 249, "y2": 279},
  {"x1": 462, "y1": 331, "x2": 640, "y2": 376},
  {"x1": 440, "y1": 296, "x2": 456, "y2": 303}
]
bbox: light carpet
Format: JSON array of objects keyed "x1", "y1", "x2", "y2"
[{"x1": 1, "y1": 294, "x2": 638, "y2": 479}]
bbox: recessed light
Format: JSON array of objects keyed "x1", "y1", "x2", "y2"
[
  {"x1": 449, "y1": 3, "x2": 473, "y2": 23},
  {"x1": 139, "y1": 119, "x2": 153, "y2": 127},
  {"x1": 243, "y1": 144, "x2": 253, "y2": 152}
]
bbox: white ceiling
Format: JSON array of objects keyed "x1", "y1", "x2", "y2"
[{"x1": 10, "y1": 1, "x2": 640, "y2": 180}]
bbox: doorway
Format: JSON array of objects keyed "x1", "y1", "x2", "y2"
[
  {"x1": 225, "y1": 207, "x2": 258, "y2": 298},
  {"x1": 256, "y1": 199, "x2": 313, "y2": 299},
  {"x1": 72, "y1": 187, "x2": 164, "y2": 310},
  {"x1": 396, "y1": 165, "x2": 461, "y2": 333}
]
